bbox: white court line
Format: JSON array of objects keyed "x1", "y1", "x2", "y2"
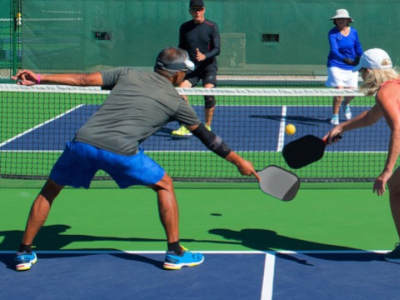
[
  {"x1": 0, "y1": 104, "x2": 85, "y2": 148},
  {"x1": 277, "y1": 106, "x2": 287, "y2": 152},
  {"x1": 0, "y1": 150, "x2": 389, "y2": 154},
  {"x1": 0, "y1": 250, "x2": 389, "y2": 254},
  {"x1": 260, "y1": 252, "x2": 276, "y2": 300},
  {"x1": 0, "y1": 250, "x2": 269, "y2": 254}
]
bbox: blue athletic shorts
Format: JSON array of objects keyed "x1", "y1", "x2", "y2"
[{"x1": 50, "y1": 141, "x2": 165, "y2": 189}]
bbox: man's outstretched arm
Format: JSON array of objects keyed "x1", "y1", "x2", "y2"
[
  {"x1": 188, "y1": 123, "x2": 260, "y2": 180},
  {"x1": 12, "y1": 70, "x2": 103, "y2": 86}
]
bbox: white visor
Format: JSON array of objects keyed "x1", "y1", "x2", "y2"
[{"x1": 353, "y1": 48, "x2": 392, "y2": 72}]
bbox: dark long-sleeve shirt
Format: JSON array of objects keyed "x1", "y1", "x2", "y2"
[{"x1": 179, "y1": 19, "x2": 220, "y2": 67}]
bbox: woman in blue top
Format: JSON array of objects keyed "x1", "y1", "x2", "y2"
[{"x1": 326, "y1": 9, "x2": 363, "y2": 125}]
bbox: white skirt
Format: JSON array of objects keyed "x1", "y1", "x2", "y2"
[{"x1": 325, "y1": 67, "x2": 359, "y2": 88}]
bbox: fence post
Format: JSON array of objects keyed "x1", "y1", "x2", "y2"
[{"x1": 11, "y1": 0, "x2": 21, "y2": 77}]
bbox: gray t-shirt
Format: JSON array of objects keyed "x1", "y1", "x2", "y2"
[{"x1": 74, "y1": 68, "x2": 201, "y2": 155}]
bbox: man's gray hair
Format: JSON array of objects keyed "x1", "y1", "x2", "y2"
[{"x1": 154, "y1": 47, "x2": 194, "y2": 75}]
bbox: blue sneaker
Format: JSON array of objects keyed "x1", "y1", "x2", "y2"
[
  {"x1": 384, "y1": 243, "x2": 400, "y2": 263},
  {"x1": 15, "y1": 251, "x2": 37, "y2": 271},
  {"x1": 163, "y1": 247, "x2": 204, "y2": 270}
]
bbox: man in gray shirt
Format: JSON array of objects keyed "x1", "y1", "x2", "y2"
[{"x1": 11, "y1": 47, "x2": 260, "y2": 271}]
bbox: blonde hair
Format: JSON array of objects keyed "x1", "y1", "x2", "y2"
[{"x1": 359, "y1": 59, "x2": 400, "y2": 95}]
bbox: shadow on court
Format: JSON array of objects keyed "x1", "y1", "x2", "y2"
[
  {"x1": 1, "y1": 224, "x2": 358, "y2": 252},
  {"x1": 208, "y1": 228, "x2": 386, "y2": 265},
  {"x1": 0, "y1": 224, "x2": 386, "y2": 270},
  {"x1": 249, "y1": 114, "x2": 330, "y2": 126},
  {"x1": 0, "y1": 224, "x2": 160, "y2": 251},
  {"x1": 0, "y1": 251, "x2": 163, "y2": 271},
  {"x1": 0, "y1": 224, "x2": 165, "y2": 270}
]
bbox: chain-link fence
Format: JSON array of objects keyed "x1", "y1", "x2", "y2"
[{"x1": 0, "y1": 0, "x2": 21, "y2": 83}]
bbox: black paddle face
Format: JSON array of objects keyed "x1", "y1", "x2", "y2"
[
  {"x1": 282, "y1": 135, "x2": 326, "y2": 169},
  {"x1": 257, "y1": 165, "x2": 300, "y2": 201}
]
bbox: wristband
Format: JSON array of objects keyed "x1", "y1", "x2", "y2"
[{"x1": 37, "y1": 74, "x2": 41, "y2": 84}]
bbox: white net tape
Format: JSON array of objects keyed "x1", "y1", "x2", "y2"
[{"x1": 0, "y1": 84, "x2": 364, "y2": 97}]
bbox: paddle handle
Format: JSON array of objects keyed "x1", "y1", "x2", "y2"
[{"x1": 323, "y1": 134, "x2": 342, "y2": 145}]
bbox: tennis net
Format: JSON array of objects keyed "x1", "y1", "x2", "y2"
[{"x1": 0, "y1": 84, "x2": 391, "y2": 184}]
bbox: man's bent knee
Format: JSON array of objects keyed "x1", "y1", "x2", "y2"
[
  {"x1": 40, "y1": 179, "x2": 64, "y2": 203},
  {"x1": 204, "y1": 96, "x2": 216, "y2": 109}
]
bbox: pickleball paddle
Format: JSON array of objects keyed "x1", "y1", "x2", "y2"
[
  {"x1": 282, "y1": 134, "x2": 340, "y2": 169},
  {"x1": 257, "y1": 165, "x2": 300, "y2": 201}
]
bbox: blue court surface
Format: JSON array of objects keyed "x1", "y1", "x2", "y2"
[
  {"x1": 1, "y1": 251, "x2": 400, "y2": 299},
  {"x1": 0, "y1": 105, "x2": 389, "y2": 152}
]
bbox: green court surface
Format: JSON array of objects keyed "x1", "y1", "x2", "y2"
[{"x1": 0, "y1": 184, "x2": 396, "y2": 253}]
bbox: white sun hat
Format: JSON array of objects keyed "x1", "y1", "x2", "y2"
[
  {"x1": 330, "y1": 9, "x2": 353, "y2": 22},
  {"x1": 353, "y1": 48, "x2": 393, "y2": 71}
]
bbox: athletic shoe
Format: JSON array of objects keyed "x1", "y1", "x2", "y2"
[
  {"x1": 330, "y1": 114, "x2": 339, "y2": 125},
  {"x1": 342, "y1": 103, "x2": 352, "y2": 120},
  {"x1": 205, "y1": 124, "x2": 212, "y2": 131},
  {"x1": 172, "y1": 126, "x2": 192, "y2": 136},
  {"x1": 163, "y1": 247, "x2": 204, "y2": 270},
  {"x1": 384, "y1": 243, "x2": 400, "y2": 263},
  {"x1": 15, "y1": 251, "x2": 37, "y2": 271}
]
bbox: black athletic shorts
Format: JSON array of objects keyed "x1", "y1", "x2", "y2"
[{"x1": 185, "y1": 62, "x2": 217, "y2": 86}]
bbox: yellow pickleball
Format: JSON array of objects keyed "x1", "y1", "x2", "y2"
[{"x1": 285, "y1": 124, "x2": 296, "y2": 135}]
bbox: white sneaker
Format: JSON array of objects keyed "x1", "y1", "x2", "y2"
[
  {"x1": 342, "y1": 104, "x2": 352, "y2": 120},
  {"x1": 330, "y1": 114, "x2": 339, "y2": 125}
]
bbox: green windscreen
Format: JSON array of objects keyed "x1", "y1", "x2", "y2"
[
  {"x1": 17, "y1": 0, "x2": 400, "y2": 80},
  {"x1": 2, "y1": 1, "x2": 400, "y2": 85}
]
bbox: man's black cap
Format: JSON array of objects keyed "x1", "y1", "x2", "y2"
[{"x1": 189, "y1": 0, "x2": 204, "y2": 8}]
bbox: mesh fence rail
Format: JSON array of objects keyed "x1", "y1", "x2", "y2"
[{"x1": 0, "y1": 84, "x2": 391, "y2": 184}]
